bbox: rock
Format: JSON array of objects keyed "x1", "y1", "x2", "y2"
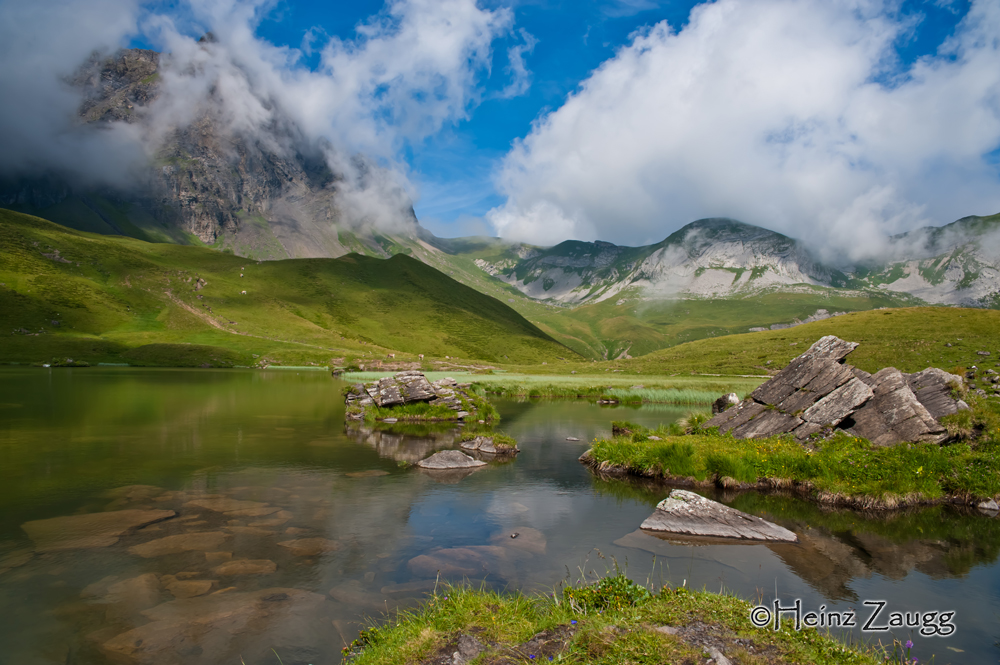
[
  {"x1": 565, "y1": 437, "x2": 580, "y2": 441},
  {"x1": 640, "y1": 490, "x2": 797, "y2": 542},
  {"x1": 906, "y1": 368, "x2": 968, "y2": 418},
  {"x1": 22, "y1": 509, "x2": 176, "y2": 552},
  {"x1": 346, "y1": 470, "x2": 390, "y2": 478},
  {"x1": 460, "y1": 436, "x2": 519, "y2": 455},
  {"x1": 166, "y1": 579, "x2": 215, "y2": 599},
  {"x1": 365, "y1": 371, "x2": 438, "y2": 407},
  {"x1": 704, "y1": 335, "x2": 964, "y2": 446},
  {"x1": 224, "y1": 526, "x2": 276, "y2": 536},
  {"x1": 99, "y1": 587, "x2": 326, "y2": 665},
  {"x1": 417, "y1": 450, "x2": 487, "y2": 469},
  {"x1": 328, "y1": 579, "x2": 387, "y2": 611},
  {"x1": 277, "y1": 538, "x2": 340, "y2": 557},
  {"x1": 380, "y1": 579, "x2": 438, "y2": 597},
  {"x1": 248, "y1": 510, "x2": 294, "y2": 527},
  {"x1": 708, "y1": 646, "x2": 732, "y2": 665},
  {"x1": 408, "y1": 546, "x2": 509, "y2": 578},
  {"x1": 711, "y1": 393, "x2": 739, "y2": 415},
  {"x1": 211, "y1": 559, "x2": 277, "y2": 576},
  {"x1": 104, "y1": 573, "x2": 163, "y2": 616},
  {"x1": 653, "y1": 625, "x2": 679, "y2": 636},
  {"x1": 184, "y1": 498, "x2": 274, "y2": 514},
  {"x1": 490, "y1": 526, "x2": 546, "y2": 554},
  {"x1": 450, "y1": 634, "x2": 486, "y2": 664},
  {"x1": 205, "y1": 551, "x2": 233, "y2": 564},
  {"x1": 845, "y1": 368, "x2": 947, "y2": 446},
  {"x1": 0, "y1": 548, "x2": 33, "y2": 575},
  {"x1": 978, "y1": 499, "x2": 999, "y2": 512},
  {"x1": 129, "y1": 532, "x2": 230, "y2": 558}
]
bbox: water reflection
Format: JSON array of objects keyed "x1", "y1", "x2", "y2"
[{"x1": 0, "y1": 369, "x2": 997, "y2": 664}]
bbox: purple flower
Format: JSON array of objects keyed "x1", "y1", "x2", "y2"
[
  {"x1": 905, "y1": 640, "x2": 913, "y2": 649},
  {"x1": 529, "y1": 655, "x2": 535, "y2": 660},
  {"x1": 570, "y1": 620, "x2": 577, "y2": 624}
]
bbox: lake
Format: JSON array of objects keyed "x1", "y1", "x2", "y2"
[{"x1": 0, "y1": 367, "x2": 996, "y2": 664}]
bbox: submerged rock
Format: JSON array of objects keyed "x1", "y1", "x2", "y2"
[
  {"x1": 211, "y1": 559, "x2": 277, "y2": 576},
  {"x1": 99, "y1": 587, "x2": 326, "y2": 665},
  {"x1": 22, "y1": 509, "x2": 176, "y2": 552},
  {"x1": 640, "y1": 490, "x2": 797, "y2": 542},
  {"x1": 277, "y1": 538, "x2": 340, "y2": 557},
  {"x1": 705, "y1": 335, "x2": 966, "y2": 446},
  {"x1": 129, "y1": 532, "x2": 230, "y2": 558},
  {"x1": 416, "y1": 450, "x2": 486, "y2": 469}
]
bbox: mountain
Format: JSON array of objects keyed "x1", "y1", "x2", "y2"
[
  {"x1": 1, "y1": 48, "x2": 427, "y2": 261},
  {"x1": 845, "y1": 213, "x2": 1000, "y2": 307},
  {"x1": 0, "y1": 209, "x2": 574, "y2": 366},
  {"x1": 468, "y1": 218, "x2": 834, "y2": 304}
]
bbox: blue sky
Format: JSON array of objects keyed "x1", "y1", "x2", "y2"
[{"x1": 217, "y1": 0, "x2": 983, "y2": 242}]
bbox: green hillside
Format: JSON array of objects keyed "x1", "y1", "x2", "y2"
[
  {"x1": 0, "y1": 210, "x2": 574, "y2": 367},
  {"x1": 574, "y1": 306, "x2": 1000, "y2": 376}
]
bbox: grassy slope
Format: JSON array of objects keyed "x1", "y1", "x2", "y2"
[
  {"x1": 0, "y1": 210, "x2": 573, "y2": 367},
  {"x1": 530, "y1": 287, "x2": 921, "y2": 359},
  {"x1": 515, "y1": 306, "x2": 1000, "y2": 376}
]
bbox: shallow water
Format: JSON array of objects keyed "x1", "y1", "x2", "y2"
[{"x1": 0, "y1": 367, "x2": 997, "y2": 664}]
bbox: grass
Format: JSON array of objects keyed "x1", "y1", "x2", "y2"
[
  {"x1": 343, "y1": 576, "x2": 890, "y2": 665},
  {"x1": 582, "y1": 392, "x2": 1000, "y2": 507},
  {"x1": 0, "y1": 209, "x2": 574, "y2": 367}
]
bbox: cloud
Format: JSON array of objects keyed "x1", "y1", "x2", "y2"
[
  {"x1": 0, "y1": 0, "x2": 148, "y2": 187},
  {"x1": 487, "y1": 0, "x2": 1000, "y2": 262},
  {"x1": 0, "y1": 0, "x2": 525, "y2": 231}
]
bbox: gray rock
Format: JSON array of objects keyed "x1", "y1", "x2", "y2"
[
  {"x1": 845, "y1": 368, "x2": 947, "y2": 446},
  {"x1": 906, "y1": 368, "x2": 966, "y2": 418},
  {"x1": 416, "y1": 450, "x2": 487, "y2": 469},
  {"x1": 459, "y1": 436, "x2": 519, "y2": 455},
  {"x1": 711, "y1": 393, "x2": 739, "y2": 415},
  {"x1": 640, "y1": 490, "x2": 797, "y2": 542},
  {"x1": 978, "y1": 498, "x2": 999, "y2": 512},
  {"x1": 365, "y1": 371, "x2": 439, "y2": 407},
  {"x1": 705, "y1": 335, "x2": 965, "y2": 446}
]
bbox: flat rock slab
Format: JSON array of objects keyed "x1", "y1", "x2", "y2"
[
  {"x1": 129, "y1": 532, "x2": 230, "y2": 558},
  {"x1": 640, "y1": 490, "x2": 797, "y2": 542},
  {"x1": 846, "y1": 368, "x2": 947, "y2": 446},
  {"x1": 277, "y1": 538, "x2": 340, "y2": 557},
  {"x1": 417, "y1": 450, "x2": 487, "y2": 469},
  {"x1": 211, "y1": 559, "x2": 277, "y2": 576},
  {"x1": 183, "y1": 498, "x2": 273, "y2": 514},
  {"x1": 165, "y1": 579, "x2": 215, "y2": 599},
  {"x1": 22, "y1": 509, "x2": 176, "y2": 552}
]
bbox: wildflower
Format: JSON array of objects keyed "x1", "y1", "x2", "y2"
[
  {"x1": 905, "y1": 640, "x2": 913, "y2": 649},
  {"x1": 529, "y1": 655, "x2": 536, "y2": 659},
  {"x1": 570, "y1": 620, "x2": 577, "y2": 624}
]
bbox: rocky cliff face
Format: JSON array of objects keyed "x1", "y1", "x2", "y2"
[{"x1": 2, "y1": 48, "x2": 423, "y2": 260}]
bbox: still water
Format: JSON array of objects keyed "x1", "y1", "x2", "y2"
[{"x1": 0, "y1": 368, "x2": 997, "y2": 664}]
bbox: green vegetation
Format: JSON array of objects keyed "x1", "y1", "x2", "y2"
[
  {"x1": 582, "y1": 394, "x2": 1000, "y2": 507},
  {"x1": 523, "y1": 306, "x2": 1000, "y2": 376},
  {"x1": 0, "y1": 209, "x2": 573, "y2": 367},
  {"x1": 458, "y1": 430, "x2": 518, "y2": 450},
  {"x1": 344, "y1": 577, "x2": 888, "y2": 665}
]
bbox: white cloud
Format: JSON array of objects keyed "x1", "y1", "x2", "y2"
[
  {"x1": 1, "y1": 0, "x2": 525, "y2": 231},
  {"x1": 487, "y1": 0, "x2": 1000, "y2": 261}
]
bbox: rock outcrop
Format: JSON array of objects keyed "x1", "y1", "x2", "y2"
[
  {"x1": 459, "y1": 436, "x2": 519, "y2": 455},
  {"x1": 345, "y1": 371, "x2": 485, "y2": 422},
  {"x1": 705, "y1": 336, "x2": 967, "y2": 446},
  {"x1": 640, "y1": 490, "x2": 797, "y2": 542},
  {"x1": 416, "y1": 450, "x2": 486, "y2": 470}
]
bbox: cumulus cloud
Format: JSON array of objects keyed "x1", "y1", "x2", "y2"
[
  {"x1": 487, "y1": 0, "x2": 1000, "y2": 262},
  {"x1": 1, "y1": 0, "x2": 524, "y2": 230}
]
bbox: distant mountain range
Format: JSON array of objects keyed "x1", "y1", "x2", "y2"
[{"x1": 1, "y1": 48, "x2": 999, "y2": 361}]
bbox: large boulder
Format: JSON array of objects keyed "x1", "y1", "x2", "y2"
[
  {"x1": 705, "y1": 336, "x2": 966, "y2": 446},
  {"x1": 640, "y1": 490, "x2": 797, "y2": 542}
]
